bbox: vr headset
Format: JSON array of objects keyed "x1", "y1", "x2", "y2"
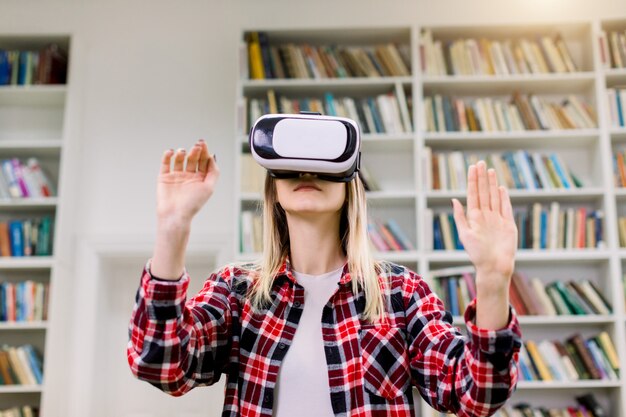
[{"x1": 249, "y1": 112, "x2": 361, "y2": 182}]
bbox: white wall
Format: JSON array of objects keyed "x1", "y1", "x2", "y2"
[{"x1": 2, "y1": 0, "x2": 626, "y2": 415}]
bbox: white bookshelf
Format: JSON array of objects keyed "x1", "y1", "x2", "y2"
[
  {"x1": 0, "y1": 35, "x2": 70, "y2": 415},
  {"x1": 236, "y1": 20, "x2": 626, "y2": 417}
]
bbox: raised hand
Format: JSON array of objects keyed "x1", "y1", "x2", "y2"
[
  {"x1": 451, "y1": 160, "x2": 518, "y2": 293},
  {"x1": 157, "y1": 139, "x2": 220, "y2": 225}
]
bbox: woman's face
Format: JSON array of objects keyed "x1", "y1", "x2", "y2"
[{"x1": 275, "y1": 174, "x2": 346, "y2": 217}]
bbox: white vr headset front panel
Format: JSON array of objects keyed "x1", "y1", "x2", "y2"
[{"x1": 273, "y1": 118, "x2": 347, "y2": 160}]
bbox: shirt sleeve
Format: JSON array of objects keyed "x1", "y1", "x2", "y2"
[
  {"x1": 404, "y1": 270, "x2": 522, "y2": 417},
  {"x1": 126, "y1": 258, "x2": 233, "y2": 397}
]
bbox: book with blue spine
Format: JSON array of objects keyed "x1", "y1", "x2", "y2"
[
  {"x1": 515, "y1": 150, "x2": 537, "y2": 190},
  {"x1": 433, "y1": 216, "x2": 443, "y2": 250},
  {"x1": 324, "y1": 92, "x2": 337, "y2": 116},
  {"x1": 540, "y1": 209, "x2": 547, "y2": 249},
  {"x1": 447, "y1": 277, "x2": 459, "y2": 316},
  {"x1": 549, "y1": 153, "x2": 571, "y2": 188},
  {"x1": 23, "y1": 344, "x2": 43, "y2": 385},
  {"x1": 9, "y1": 221, "x2": 23, "y2": 256},
  {"x1": 367, "y1": 97, "x2": 384, "y2": 133}
]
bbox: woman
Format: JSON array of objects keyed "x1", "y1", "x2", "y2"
[{"x1": 127, "y1": 137, "x2": 522, "y2": 417}]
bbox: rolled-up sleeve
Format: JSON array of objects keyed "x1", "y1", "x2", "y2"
[{"x1": 127, "y1": 259, "x2": 232, "y2": 397}]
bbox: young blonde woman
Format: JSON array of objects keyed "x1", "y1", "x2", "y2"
[{"x1": 128, "y1": 138, "x2": 522, "y2": 417}]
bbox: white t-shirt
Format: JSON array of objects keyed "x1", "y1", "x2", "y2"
[{"x1": 273, "y1": 265, "x2": 344, "y2": 417}]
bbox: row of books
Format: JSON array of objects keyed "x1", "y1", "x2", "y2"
[
  {"x1": 367, "y1": 218, "x2": 414, "y2": 252},
  {"x1": 598, "y1": 29, "x2": 626, "y2": 69},
  {"x1": 0, "y1": 217, "x2": 54, "y2": 257},
  {"x1": 419, "y1": 30, "x2": 578, "y2": 76},
  {"x1": 429, "y1": 266, "x2": 611, "y2": 317},
  {"x1": 519, "y1": 332, "x2": 619, "y2": 382},
  {"x1": 0, "y1": 44, "x2": 68, "y2": 86},
  {"x1": 0, "y1": 407, "x2": 37, "y2": 417},
  {"x1": 606, "y1": 88, "x2": 626, "y2": 128},
  {"x1": 424, "y1": 93, "x2": 597, "y2": 133},
  {"x1": 492, "y1": 393, "x2": 606, "y2": 417},
  {"x1": 427, "y1": 203, "x2": 605, "y2": 251},
  {"x1": 244, "y1": 31, "x2": 411, "y2": 80},
  {"x1": 612, "y1": 149, "x2": 626, "y2": 187},
  {"x1": 0, "y1": 281, "x2": 49, "y2": 322},
  {"x1": 422, "y1": 149, "x2": 583, "y2": 192},
  {"x1": 244, "y1": 86, "x2": 413, "y2": 135},
  {"x1": 0, "y1": 158, "x2": 55, "y2": 200},
  {"x1": 0, "y1": 344, "x2": 43, "y2": 385}
]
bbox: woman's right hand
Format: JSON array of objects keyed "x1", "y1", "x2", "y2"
[{"x1": 157, "y1": 139, "x2": 219, "y2": 226}]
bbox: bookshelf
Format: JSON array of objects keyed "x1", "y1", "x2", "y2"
[
  {"x1": 0, "y1": 35, "x2": 70, "y2": 415},
  {"x1": 236, "y1": 20, "x2": 626, "y2": 417}
]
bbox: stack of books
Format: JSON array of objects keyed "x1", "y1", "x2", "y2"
[
  {"x1": 423, "y1": 93, "x2": 596, "y2": 132},
  {"x1": 598, "y1": 29, "x2": 626, "y2": 69},
  {"x1": 245, "y1": 87, "x2": 412, "y2": 135},
  {"x1": 419, "y1": 30, "x2": 578, "y2": 76},
  {"x1": 428, "y1": 202, "x2": 605, "y2": 251},
  {"x1": 367, "y1": 218, "x2": 414, "y2": 252},
  {"x1": 606, "y1": 88, "x2": 626, "y2": 128},
  {"x1": 0, "y1": 43, "x2": 68, "y2": 86},
  {"x1": 0, "y1": 280, "x2": 50, "y2": 322},
  {"x1": 422, "y1": 149, "x2": 583, "y2": 191},
  {"x1": 429, "y1": 266, "x2": 612, "y2": 317},
  {"x1": 244, "y1": 31, "x2": 411, "y2": 79},
  {"x1": 0, "y1": 344, "x2": 43, "y2": 386},
  {"x1": 0, "y1": 158, "x2": 56, "y2": 200},
  {"x1": 520, "y1": 332, "x2": 619, "y2": 382},
  {"x1": 612, "y1": 148, "x2": 626, "y2": 188},
  {"x1": 0, "y1": 216, "x2": 54, "y2": 257}
]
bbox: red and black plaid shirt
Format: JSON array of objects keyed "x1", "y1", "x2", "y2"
[{"x1": 127, "y1": 257, "x2": 521, "y2": 417}]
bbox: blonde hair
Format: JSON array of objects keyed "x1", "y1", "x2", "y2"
[{"x1": 247, "y1": 173, "x2": 388, "y2": 323}]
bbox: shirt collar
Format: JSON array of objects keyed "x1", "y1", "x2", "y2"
[{"x1": 277, "y1": 256, "x2": 352, "y2": 285}]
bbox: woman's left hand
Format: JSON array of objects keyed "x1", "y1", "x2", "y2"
[{"x1": 451, "y1": 160, "x2": 518, "y2": 292}]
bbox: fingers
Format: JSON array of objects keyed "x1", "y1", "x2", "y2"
[
  {"x1": 197, "y1": 139, "x2": 210, "y2": 173},
  {"x1": 173, "y1": 148, "x2": 186, "y2": 171},
  {"x1": 165, "y1": 140, "x2": 215, "y2": 174},
  {"x1": 205, "y1": 153, "x2": 219, "y2": 183},
  {"x1": 500, "y1": 186, "x2": 514, "y2": 221},
  {"x1": 186, "y1": 142, "x2": 202, "y2": 173},
  {"x1": 488, "y1": 168, "x2": 500, "y2": 214},
  {"x1": 451, "y1": 198, "x2": 468, "y2": 233},
  {"x1": 160, "y1": 149, "x2": 174, "y2": 174},
  {"x1": 476, "y1": 160, "x2": 490, "y2": 210},
  {"x1": 467, "y1": 164, "x2": 479, "y2": 211}
]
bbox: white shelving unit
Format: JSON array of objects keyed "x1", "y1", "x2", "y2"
[
  {"x1": 0, "y1": 35, "x2": 70, "y2": 414},
  {"x1": 235, "y1": 20, "x2": 626, "y2": 417}
]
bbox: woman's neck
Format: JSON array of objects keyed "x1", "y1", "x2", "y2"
[{"x1": 286, "y1": 212, "x2": 346, "y2": 275}]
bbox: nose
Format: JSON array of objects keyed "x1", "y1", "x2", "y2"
[{"x1": 298, "y1": 172, "x2": 317, "y2": 178}]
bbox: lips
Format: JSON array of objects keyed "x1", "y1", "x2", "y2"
[{"x1": 294, "y1": 182, "x2": 321, "y2": 191}]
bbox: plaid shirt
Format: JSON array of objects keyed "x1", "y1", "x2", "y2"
[{"x1": 127, "y1": 257, "x2": 522, "y2": 417}]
